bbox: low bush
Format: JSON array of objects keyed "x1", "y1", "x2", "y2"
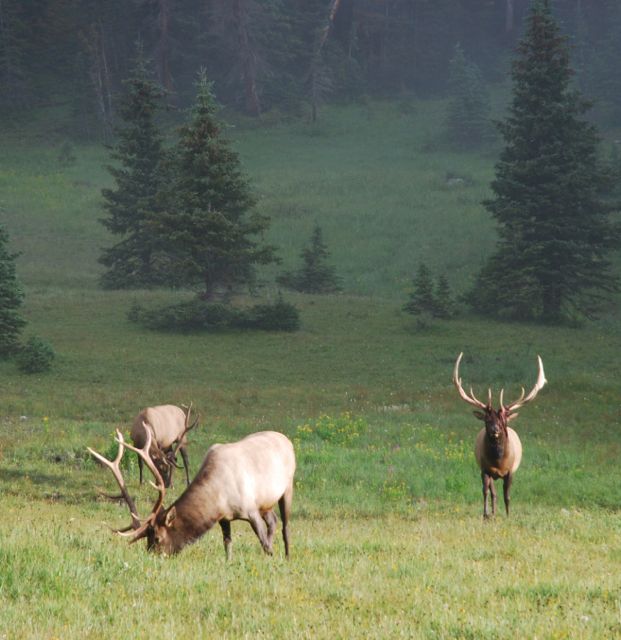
[{"x1": 129, "y1": 297, "x2": 300, "y2": 332}]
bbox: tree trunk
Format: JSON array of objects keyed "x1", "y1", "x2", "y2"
[
  {"x1": 232, "y1": 0, "x2": 261, "y2": 117},
  {"x1": 505, "y1": 0, "x2": 514, "y2": 33},
  {"x1": 156, "y1": 0, "x2": 174, "y2": 93}
]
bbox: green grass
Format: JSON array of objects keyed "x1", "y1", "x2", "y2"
[{"x1": 1, "y1": 98, "x2": 621, "y2": 638}]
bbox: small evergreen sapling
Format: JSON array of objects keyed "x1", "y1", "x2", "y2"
[
  {"x1": 277, "y1": 224, "x2": 341, "y2": 293},
  {"x1": 403, "y1": 263, "x2": 435, "y2": 317},
  {"x1": 16, "y1": 336, "x2": 55, "y2": 373},
  {"x1": 433, "y1": 274, "x2": 454, "y2": 318},
  {"x1": 403, "y1": 265, "x2": 454, "y2": 320}
]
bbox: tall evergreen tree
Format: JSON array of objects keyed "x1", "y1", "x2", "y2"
[
  {"x1": 98, "y1": 45, "x2": 166, "y2": 289},
  {"x1": 0, "y1": 225, "x2": 25, "y2": 356},
  {"x1": 156, "y1": 69, "x2": 277, "y2": 299},
  {"x1": 446, "y1": 43, "x2": 491, "y2": 149},
  {"x1": 473, "y1": 0, "x2": 620, "y2": 322}
]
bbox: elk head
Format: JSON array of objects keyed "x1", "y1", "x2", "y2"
[{"x1": 453, "y1": 352, "x2": 546, "y2": 443}]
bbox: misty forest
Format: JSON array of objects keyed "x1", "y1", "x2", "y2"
[{"x1": 1, "y1": 0, "x2": 621, "y2": 638}]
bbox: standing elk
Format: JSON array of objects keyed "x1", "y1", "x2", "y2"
[
  {"x1": 88, "y1": 429, "x2": 295, "y2": 559},
  {"x1": 130, "y1": 404, "x2": 198, "y2": 488},
  {"x1": 452, "y1": 352, "x2": 546, "y2": 518}
]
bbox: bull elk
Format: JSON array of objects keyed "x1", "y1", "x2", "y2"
[
  {"x1": 130, "y1": 404, "x2": 198, "y2": 488},
  {"x1": 88, "y1": 429, "x2": 295, "y2": 559},
  {"x1": 452, "y1": 352, "x2": 546, "y2": 518}
]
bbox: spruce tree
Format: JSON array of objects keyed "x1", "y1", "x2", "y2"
[
  {"x1": 155, "y1": 70, "x2": 277, "y2": 299},
  {"x1": 403, "y1": 263, "x2": 435, "y2": 317},
  {"x1": 99, "y1": 45, "x2": 166, "y2": 289},
  {"x1": 433, "y1": 274, "x2": 453, "y2": 319},
  {"x1": 0, "y1": 225, "x2": 25, "y2": 356},
  {"x1": 473, "y1": 0, "x2": 620, "y2": 322},
  {"x1": 277, "y1": 224, "x2": 341, "y2": 293},
  {"x1": 446, "y1": 43, "x2": 491, "y2": 149}
]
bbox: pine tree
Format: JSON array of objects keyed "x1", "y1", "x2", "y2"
[
  {"x1": 472, "y1": 0, "x2": 620, "y2": 322},
  {"x1": 98, "y1": 45, "x2": 166, "y2": 289},
  {"x1": 433, "y1": 274, "x2": 453, "y2": 318},
  {"x1": 403, "y1": 263, "x2": 436, "y2": 317},
  {"x1": 277, "y1": 224, "x2": 341, "y2": 293},
  {"x1": 446, "y1": 43, "x2": 491, "y2": 149},
  {"x1": 155, "y1": 69, "x2": 277, "y2": 299},
  {"x1": 0, "y1": 225, "x2": 25, "y2": 356}
]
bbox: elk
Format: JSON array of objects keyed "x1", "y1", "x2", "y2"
[
  {"x1": 130, "y1": 404, "x2": 198, "y2": 488},
  {"x1": 452, "y1": 352, "x2": 546, "y2": 518},
  {"x1": 88, "y1": 429, "x2": 295, "y2": 559}
]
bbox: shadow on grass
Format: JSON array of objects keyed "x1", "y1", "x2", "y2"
[{"x1": 0, "y1": 467, "x2": 95, "y2": 504}]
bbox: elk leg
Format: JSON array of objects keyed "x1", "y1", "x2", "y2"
[
  {"x1": 138, "y1": 455, "x2": 144, "y2": 485},
  {"x1": 503, "y1": 473, "x2": 513, "y2": 517},
  {"x1": 278, "y1": 486, "x2": 293, "y2": 558},
  {"x1": 179, "y1": 446, "x2": 191, "y2": 486},
  {"x1": 489, "y1": 477, "x2": 497, "y2": 516},
  {"x1": 262, "y1": 509, "x2": 277, "y2": 552},
  {"x1": 247, "y1": 511, "x2": 272, "y2": 555},
  {"x1": 482, "y1": 472, "x2": 493, "y2": 519},
  {"x1": 220, "y1": 519, "x2": 232, "y2": 561}
]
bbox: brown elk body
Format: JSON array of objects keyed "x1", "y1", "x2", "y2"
[
  {"x1": 89, "y1": 430, "x2": 295, "y2": 559},
  {"x1": 453, "y1": 353, "x2": 546, "y2": 518},
  {"x1": 130, "y1": 404, "x2": 196, "y2": 487}
]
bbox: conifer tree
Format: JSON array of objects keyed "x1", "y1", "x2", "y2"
[
  {"x1": 277, "y1": 224, "x2": 341, "y2": 293},
  {"x1": 433, "y1": 274, "x2": 453, "y2": 319},
  {"x1": 403, "y1": 263, "x2": 435, "y2": 317},
  {"x1": 155, "y1": 70, "x2": 277, "y2": 299},
  {"x1": 473, "y1": 0, "x2": 620, "y2": 322},
  {"x1": 446, "y1": 43, "x2": 491, "y2": 149},
  {"x1": 99, "y1": 45, "x2": 166, "y2": 289},
  {"x1": 0, "y1": 225, "x2": 25, "y2": 356}
]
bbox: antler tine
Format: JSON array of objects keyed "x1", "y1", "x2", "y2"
[
  {"x1": 88, "y1": 430, "x2": 141, "y2": 530},
  {"x1": 119, "y1": 428, "x2": 167, "y2": 520},
  {"x1": 505, "y1": 355, "x2": 547, "y2": 411},
  {"x1": 172, "y1": 402, "x2": 199, "y2": 458},
  {"x1": 453, "y1": 352, "x2": 487, "y2": 409}
]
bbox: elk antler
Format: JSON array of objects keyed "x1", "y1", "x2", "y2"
[
  {"x1": 502, "y1": 355, "x2": 547, "y2": 412},
  {"x1": 88, "y1": 430, "x2": 141, "y2": 531},
  {"x1": 88, "y1": 428, "x2": 167, "y2": 543},
  {"x1": 172, "y1": 402, "x2": 200, "y2": 460},
  {"x1": 453, "y1": 352, "x2": 489, "y2": 409},
  {"x1": 119, "y1": 428, "x2": 167, "y2": 543}
]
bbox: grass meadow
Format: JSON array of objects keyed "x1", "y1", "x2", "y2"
[{"x1": 1, "y1": 99, "x2": 621, "y2": 638}]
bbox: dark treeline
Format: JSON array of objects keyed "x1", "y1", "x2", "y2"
[{"x1": 1, "y1": 0, "x2": 620, "y2": 137}]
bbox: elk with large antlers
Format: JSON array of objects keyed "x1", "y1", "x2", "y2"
[
  {"x1": 88, "y1": 429, "x2": 295, "y2": 558},
  {"x1": 453, "y1": 352, "x2": 547, "y2": 518},
  {"x1": 130, "y1": 404, "x2": 198, "y2": 488}
]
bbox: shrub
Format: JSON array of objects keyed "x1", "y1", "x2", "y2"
[
  {"x1": 16, "y1": 336, "x2": 55, "y2": 373},
  {"x1": 129, "y1": 297, "x2": 299, "y2": 332},
  {"x1": 240, "y1": 296, "x2": 300, "y2": 331}
]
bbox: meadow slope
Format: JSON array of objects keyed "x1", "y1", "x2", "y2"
[{"x1": 0, "y1": 100, "x2": 620, "y2": 638}]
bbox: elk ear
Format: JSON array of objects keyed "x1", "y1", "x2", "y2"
[
  {"x1": 506, "y1": 412, "x2": 519, "y2": 422},
  {"x1": 164, "y1": 507, "x2": 177, "y2": 527},
  {"x1": 473, "y1": 410, "x2": 486, "y2": 421}
]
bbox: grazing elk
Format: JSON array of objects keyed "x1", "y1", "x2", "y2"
[
  {"x1": 452, "y1": 352, "x2": 546, "y2": 518},
  {"x1": 88, "y1": 429, "x2": 295, "y2": 559},
  {"x1": 130, "y1": 404, "x2": 198, "y2": 488}
]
